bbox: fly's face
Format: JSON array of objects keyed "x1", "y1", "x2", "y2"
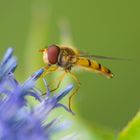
[
  {"x1": 42, "y1": 48, "x2": 49, "y2": 64},
  {"x1": 41, "y1": 44, "x2": 60, "y2": 65}
]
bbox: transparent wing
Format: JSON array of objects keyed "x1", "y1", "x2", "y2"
[{"x1": 78, "y1": 51, "x2": 130, "y2": 61}]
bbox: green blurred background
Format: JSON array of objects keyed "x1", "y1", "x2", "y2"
[{"x1": 0, "y1": 0, "x2": 140, "y2": 137}]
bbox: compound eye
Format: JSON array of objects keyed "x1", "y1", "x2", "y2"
[{"x1": 47, "y1": 44, "x2": 60, "y2": 64}]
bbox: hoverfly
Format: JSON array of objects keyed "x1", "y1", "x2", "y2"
[{"x1": 39, "y1": 44, "x2": 115, "y2": 112}]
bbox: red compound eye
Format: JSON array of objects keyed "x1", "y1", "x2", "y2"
[{"x1": 47, "y1": 44, "x2": 60, "y2": 64}]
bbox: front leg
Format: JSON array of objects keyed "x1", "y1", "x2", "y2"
[{"x1": 41, "y1": 65, "x2": 58, "y2": 78}]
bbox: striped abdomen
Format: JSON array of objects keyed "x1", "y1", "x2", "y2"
[{"x1": 76, "y1": 57, "x2": 113, "y2": 78}]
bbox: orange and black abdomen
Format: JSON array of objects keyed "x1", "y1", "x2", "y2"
[{"x1": 76, "y1": 57, "x2": 113, "y2": 78}]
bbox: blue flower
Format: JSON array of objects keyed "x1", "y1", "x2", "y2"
[{"x1": 0, "y1": 48, "x2": 74, "y2": 140}]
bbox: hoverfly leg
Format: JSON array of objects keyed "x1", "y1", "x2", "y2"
[
  {"x1": 68, "y1": 72, "x2": 81, "y2": 111},
  {"x1": 50, "y1": 72, "x2": 66, "y2": 92},
  {"x1": 40, "y1": 66, "x2": 58, "y2": 96},
  {"x1": 40, "y1": 65, "x2": 57, "y2": 78},
  {"x1": 50, "y1": 80, "x2": 62, "y2": 92}
]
